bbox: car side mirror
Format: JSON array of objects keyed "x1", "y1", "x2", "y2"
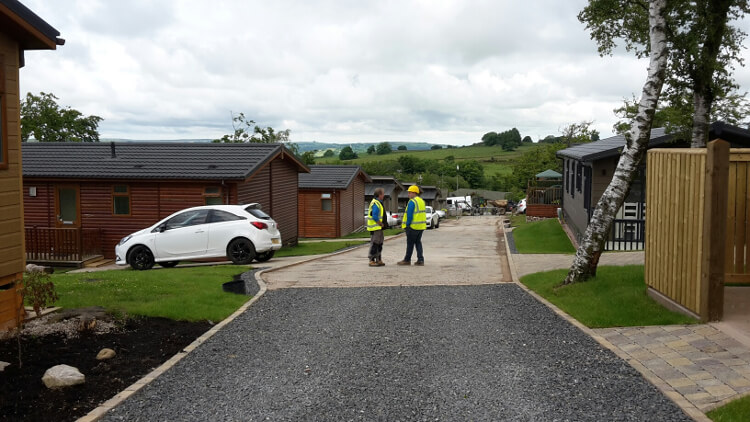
[{"x1": 159, "y1": 224, "x2": 167, "y2": 233}]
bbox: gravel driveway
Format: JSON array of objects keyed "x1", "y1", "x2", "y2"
[
  {"x1": 103, "y1": 285, "x2": 689, "y2": 421},
  {"x1": 101, "y1": 217, "x2": 690, "y2": 421}
]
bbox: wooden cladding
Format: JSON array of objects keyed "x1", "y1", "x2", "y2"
[
  {"x1": 726, "y1": 149, "x2": 750, "y2": 285},
  {"x1": 645, "y1": 146, "x2": 747, "y2": 321}
]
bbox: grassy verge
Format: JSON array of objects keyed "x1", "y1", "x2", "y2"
[
  {"x1": 512, "y1": 218, "x2": 575, "y2": 254},
  {"x1": 707, "y1": 395, "x2": 750, "y2": 422},
  {"x1": 508, "y1": 214, "x2": 530, "y2": 229},
  {"x1": 49, "y1": 265, "x2": 251, "y2": 322},
  {"x1": 520, "y1": 265, "x2": 698, "y2": 328},
  {"x1": 275, "y1": 240, "x2": 367, "y2": 257},
  {"x1": 341, "y1": 228, "x2": 404, "y2": 239}
]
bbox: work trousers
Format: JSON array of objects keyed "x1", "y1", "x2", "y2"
[
  {"x1": 369, "y1": 230, "x2": 384, "y2": 261},
  {"x1": 404, "y1": 227, "x2": 424, "y2": 263}
]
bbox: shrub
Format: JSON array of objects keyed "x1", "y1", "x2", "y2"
[{"x1": 23, "y1": 270, "x2": 59, "y2": 317}]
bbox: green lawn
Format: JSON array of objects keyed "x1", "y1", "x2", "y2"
[
  {"x1": 512, "y1": 218, "x2": 575, "y2": 254},
  {"x1": 520, "y1": 265, "x2": 698, "y2": 328},
  {"x1": 707, "y1": 394, "x2": 750, "y2": 422},
  {"x1": 275, "y1": 240, "x2": 367, "y2": 256},
  {"x1": 49, "y1": 265, "x2": 251, "y2": 322},
  {"x1": 340, "y1": 228, "x2": 404, "y2": 239}
]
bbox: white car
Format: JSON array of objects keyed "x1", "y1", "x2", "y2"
[
  {"x1": 435, "y1": 209, "x2": 447, "y2": 219},
  {"x1": 364, "y1": 209, "x2": 401, "y2": 229},
  {"x1": 425, "y1": 206, "x2": 440, "y2": 229},
  {"x1": 115, "y1": 204, "x2": 282, "y2": 270},
  {"x1": 516, "y1": 198, "x2": 527, "y2": 214}
]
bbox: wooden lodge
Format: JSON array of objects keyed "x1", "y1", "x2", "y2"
[
  {"x1": 0, "y1": 0, "x2": 63, "y2": 330},
  {"x1": 298, "y1": 165, "x2": 370, "y2": 238},
  {"x1": 22, "y1": 142, "x2": 309, "y2": 264}
]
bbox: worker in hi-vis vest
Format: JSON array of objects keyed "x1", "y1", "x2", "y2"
[
  {"x1": 397, "y1": 185, "x2": 426, "y2": 266},
  {"x1": 366, "y1": 187, "x2": 386, "y2": 267}
]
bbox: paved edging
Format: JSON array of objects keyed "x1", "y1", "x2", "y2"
[
  {"x1": 77, "y1": 269, "x2": 272, "y2": 421},
  {"x1": 501, "y1": 226, "x2": 709, "y2": 422}
]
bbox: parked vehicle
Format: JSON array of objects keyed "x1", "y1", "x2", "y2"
[
  {"x1": 516, "y1": 198, "x2": 527, "y2": 214},
  {"x1": 425, "y1": 206, "x2": 440, "y2": 229},
  {"x1": 435, "y1": 209, "x2": 447, "y2": 219},
  {"x1": 115, "y1": 204, "x2": 282, "y2": 270},
  {"x1": 364, "y1": 209, "x2": 401, "y2": 229},
  {"x1": 446, "y1": 195, "x2": 472, "y2": 212}
]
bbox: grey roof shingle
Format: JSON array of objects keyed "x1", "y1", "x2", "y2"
[
  {"x1": 556, "y1": 128, "x2": 672, "y2": 162},
  {"x1": 298, "y1": 165, "x2": 370, "y2": 189},
  {"x1": 22, "y1": 142, "x2": 306, "y2": 180}
]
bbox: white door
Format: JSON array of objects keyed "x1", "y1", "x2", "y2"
[{"x1": 154, "y1": 209, "x2": 209, "y2": 258}]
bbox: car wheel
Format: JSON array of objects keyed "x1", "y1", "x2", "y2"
[
  {"x1": 227, "y1": 238, "x2": 256, "y2": 265},
  {"x1": 158, "y1": 261, "x2": 179, "y2": 268},
  {"x1": 255, "y1": 250, "x2": 275, "y2": 262},
  {"x1": 128, "y1": 245, "x2": 155, "y2": 270}
]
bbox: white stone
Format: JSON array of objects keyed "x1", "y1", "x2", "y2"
[
  {"x1": 0, "y1": 361, "x2": 10, "y2": 371},
  {"x1": 96, "y1": 348, "x2": 116, "y2": 360},
  {"x1": 42, "y1": 364, "x2": 85, "y2": 389}
]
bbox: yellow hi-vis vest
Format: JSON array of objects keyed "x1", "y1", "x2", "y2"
[
  {"x1": 402, "y1": 196, "x2": 426, "y2": 230},
  {"x1": 367, "y1": 198, "x2": 384, "y2": 231}
]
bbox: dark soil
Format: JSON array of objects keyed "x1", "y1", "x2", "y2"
[{"x1": 0, "y1": 316, "x2": 213, "y2": 421}]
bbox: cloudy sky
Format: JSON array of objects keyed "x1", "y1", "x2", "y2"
[{"x1": 17, "y1": 0, "x2": 750, "y2": 145}]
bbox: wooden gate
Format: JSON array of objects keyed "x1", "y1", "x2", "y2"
[{"x1": 726, "y1": 151, "x2": 750, "y2": 285}]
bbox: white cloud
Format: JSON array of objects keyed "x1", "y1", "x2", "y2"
[{"x1": 16, "y1": 0, "x2": 750, "y2": 144}]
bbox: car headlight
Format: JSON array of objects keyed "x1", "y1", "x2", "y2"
[{"x1": 118, "y1": 235, "x2": 133, "y2": 246}]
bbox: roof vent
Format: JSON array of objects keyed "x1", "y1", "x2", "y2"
[
  {"x1": 208, "y1": 164, "x2": 217, "y2": 169},
  {"x1": 111, "y1": 142, "x2": 116, "y2": 158}
]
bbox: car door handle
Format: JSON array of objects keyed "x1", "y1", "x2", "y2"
[{"x1": 194, "y1": 230, "x2": 205, "y2": 233}]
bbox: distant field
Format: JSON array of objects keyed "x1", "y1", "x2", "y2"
[{"x1": 316, "y1": 143, "x2": 537, "y2": 177}]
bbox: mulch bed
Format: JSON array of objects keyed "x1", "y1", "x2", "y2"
[{"x1": 0, "y1": 316, "x2": 212, "y2": 421}]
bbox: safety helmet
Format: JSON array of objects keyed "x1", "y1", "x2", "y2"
[{"x1": 408, "y1": 185, "x2": 420, "y2": 193}]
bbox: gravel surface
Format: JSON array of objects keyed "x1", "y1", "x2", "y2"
[{"x1": 103, "y1": 284, "x2": 689, "y2": 421}]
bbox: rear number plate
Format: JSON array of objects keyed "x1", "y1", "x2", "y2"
[{"x1": 272, "y1": 238, "x2": 280, "y2": 244}]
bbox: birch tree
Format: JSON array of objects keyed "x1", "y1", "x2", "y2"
[
  {"x1": 562, "y1": 0, "x2": 669, "y2": 284},
  {"x1": 578, "y1": 0, "x2": 749, "y2": 149}
]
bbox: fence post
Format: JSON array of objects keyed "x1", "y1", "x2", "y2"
[{"x1": 701, "y1": 139, "x2": 730, "y2": 321}]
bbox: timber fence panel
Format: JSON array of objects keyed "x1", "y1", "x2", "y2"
[
  {"x1": 646, "y1": 149, "x2": 706, "y2": 315},
  {"x1": 727, "y1": 149, "x2": 750, "y2": 284}
]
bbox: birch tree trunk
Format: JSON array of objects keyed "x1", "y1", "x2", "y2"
[{"x1": 562, "y1": 0, "x2": 669, "y2": 285}]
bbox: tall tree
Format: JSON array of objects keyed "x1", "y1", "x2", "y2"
[
  {"x1": 21, "y1": 92, "x2": 102, "y2": 142},
  {"x1": 213, "y1": 112, "x2": 298, "y2": 154},
  {"x1": 564, "y1": 0, "x2": 669, "y2": 284},
  {"x1": 579, "y1": 0, "x2": 749, "y2": 148},
  {"x1": 338, "y1": 146, "x2": 358, "y2": 160},
  {"x1": 375, "y1": 142, "x2": 392, "y2": 155},
  {"x1": 559, "y1": 121, "x2": 599, "y2": 147}
]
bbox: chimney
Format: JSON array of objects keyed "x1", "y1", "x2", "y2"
[{"x1": 111, "y1": 141, "x2": 116, "y2": 158}]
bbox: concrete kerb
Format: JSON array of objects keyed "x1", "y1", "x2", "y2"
[
  {"x1": 500, "y1": 226, "x2": 710, "y2": 422},
  {"x1": 75, "y1": 236, "x2": 399, "y2": 422}
]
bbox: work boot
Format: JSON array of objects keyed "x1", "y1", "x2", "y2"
[
  {"x1": 376, "y1": 260, "x2": 386, "y2": 266},
  {"x1": 369, "y1": 261, "x2": 380, "y2": 267},
  {"x1": 397, "y1": 260, "x2": 411, "y2": 266},
  {"x1": 415, "y1": 261, "x2": 424, "y2": 266}
]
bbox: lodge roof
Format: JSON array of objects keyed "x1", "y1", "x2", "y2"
[
  {"x1": 298, "y1": 165, "x2": 371, "y2": 189},
  {"x1": 22, "y1": 142, "x2": 310, "y2": 180},
  {"x1": 0, "y1": 0, "x2": 64, "y2": 50},
  {"x1": 556, "y1": 128, "x2": 672, "y2": 162}
]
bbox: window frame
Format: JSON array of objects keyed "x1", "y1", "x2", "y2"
[
  {"x1": 112, "y1": 184, "x2": 131, "y2": 216},
  {"x1": 321, "y1": 198, "x2": 333, "y2": 212},
  {"x1": 204, "y1": 186, "x2": 223, "y2": 205}
]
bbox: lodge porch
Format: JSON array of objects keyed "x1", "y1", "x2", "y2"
[{"x1": 25, "y1": 227, "x2": 107, "y2": 268}]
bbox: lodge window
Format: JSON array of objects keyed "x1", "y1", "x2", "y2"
[
  {"x1": 564, "y1": 160, "x2": 569, "y2": 194},
  {"x1": 575, "y1": 162, "x2": 582, "y2": 192},
  {"x1": 321, "y1": 198, "x2": 332, "y2": 211},
  {"x1": 113, "y1": 185, "x2": 131, "y2": 215},
  {"x1": 204, "y1": 186, "x2": 223, "y2": 205}
]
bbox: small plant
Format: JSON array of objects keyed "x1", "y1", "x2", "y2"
[{"x1": 23, "y1": 270, "x2": 59, "y2": 317}]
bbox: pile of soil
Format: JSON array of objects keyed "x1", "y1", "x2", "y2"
[{"x1": 0, "y1": 312, "x2": 212, "y2": 421}]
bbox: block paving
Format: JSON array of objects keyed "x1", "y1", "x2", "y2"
[{"x1": 595, "y1": 324, "x2": 750, "y2": 412}]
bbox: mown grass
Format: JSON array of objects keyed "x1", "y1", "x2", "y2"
[
  {"x1": 512, "y1": 218, "x2": 575, "y2": 254},
  {"x1": 316, "y1": 143, "x2": 538, "y2": 178},
  {"x1": 340, "y1": 228, "x2": 404, "y2": 239},
  {"x1": 50, "y1": 265, "x2": 251, "y2": 322},
  {"x1": 520, "y1": 265, "x2": 699, "y2": 328},
  {"x1": 275, "y1": 240, "x2": 367, "y2": 257},
  {"x1": 707, "y1": 394, "x2": 750, "y2": 422}
]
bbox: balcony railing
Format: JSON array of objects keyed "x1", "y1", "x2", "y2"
[
  {"x1": 605, "y1": 219, "x2": 645, "y2": 251},
  {"x1": 25, "y1": 227, "x2": 103, "y2": 262}
]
